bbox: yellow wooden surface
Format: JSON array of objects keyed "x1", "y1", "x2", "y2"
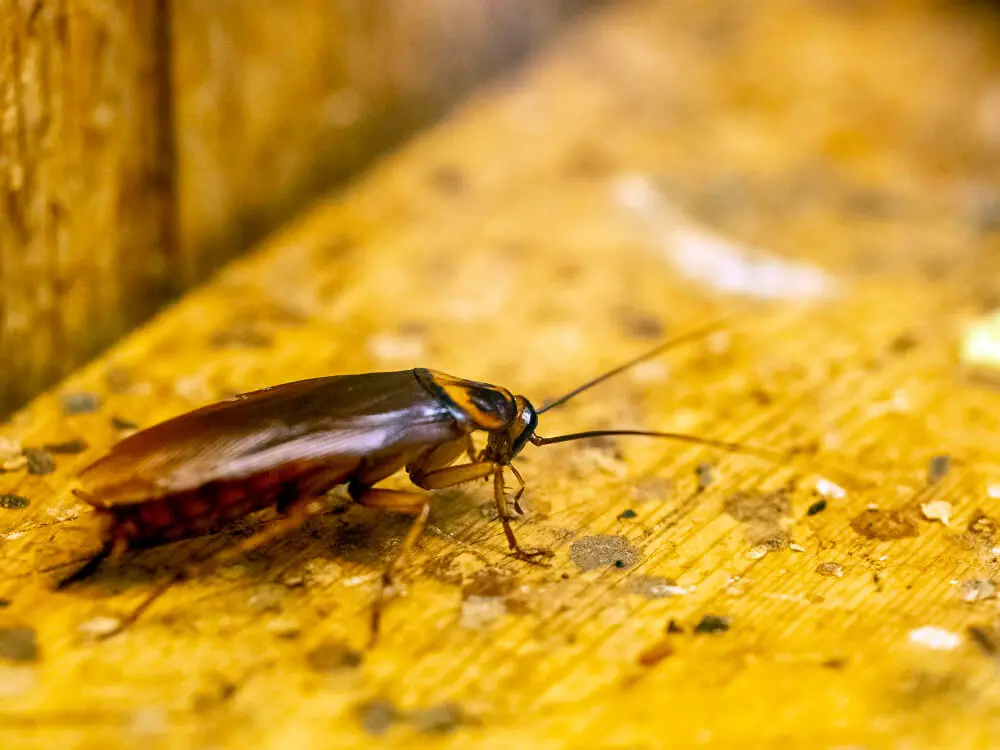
[{"x1": 4, "y1": 0, "x2": 1000, "y2": 747}]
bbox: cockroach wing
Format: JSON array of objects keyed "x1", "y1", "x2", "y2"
[{"x1": 80, "y1": 371, "x2": 463, "y2": 504}]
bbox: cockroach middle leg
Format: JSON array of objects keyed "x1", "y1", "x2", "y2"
[{"x1": 353, "y1": 485, "x2": 432, "y2": 645}]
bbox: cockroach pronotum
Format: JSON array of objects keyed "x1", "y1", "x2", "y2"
[{"x1": 57, "y1": 320, "x2": 805, "y2": 641}]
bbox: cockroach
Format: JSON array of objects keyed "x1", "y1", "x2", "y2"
[{"x1": 57, "y1": 320, "x2": 799, "y2": 641}]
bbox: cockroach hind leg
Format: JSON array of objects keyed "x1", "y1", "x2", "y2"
[
  {"x1": 54, "y1": 533, "x2": 126, "y2": 590},
  {"x1": 55, "y1": 544, "x2": 111, "y2": 589}
]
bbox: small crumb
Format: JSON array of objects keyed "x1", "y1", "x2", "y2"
[
  {"x1": 921, "y1": 500, "x2": 952, "y2": 526},
  {"x1": 747, "y1": 544, "x2": 772, "y2": 560},
  {"x1": 927, "y1": 455, "x2": 951, "y2": 484},
  {"x1": 23, "y1": 448, "x2": 56, "y2": 476},
  {"x1": 77, "y1": 616, "x2": 123, "y2": 639},
  {"x1": 628, "y1": 575, "x2": 688, "y2": 599},
  {"x1": 908, "y1": 626, "x2": 961, "y2": 651},
  {"x1": 807, "y1": 499, "x2": 828, "y2": 516},
  {"x1": 789, "y1": 542, "x2": 806, "y2": 552},
  {"x1": 265, "y1": 618, "x2": 301, "y2": 638},
  {"x1": 42, "y1": 439, "x2": 88, "y2": 454},
  {"x1": 0, "y1": 627, "x2": 38, "y2": 663},
  {"x1": 61, "y1": 392, "x2": 101, "y2": 415},
  {"x1": 410, "y1": 702, "x2": 467, "y2": 735},
  {"x1": 694, "y1": 614, "x2": 730, "y2": 634},
  {"x1": 815, "y1": 478, "x2": 846, "y2": 500},
  {"x1": 816, "y1": 562, "x2": 844, "y2": 577},
  {"x1": 306, "y1": 641, "x2": 363, "y2": 671},
  {"x1": 617, "y1": 508, "x2": 638, "y2": 520},
  {"x1": 695, "y1": 462, "x2": 713, "y2": 491},
  {"x1": 959, "y1": 579, "x2": 997, "y2": 602},
  {"x1": 357, "y1": 699, "x2": 398, "y2": 736},
  {"x1": 281, "y1": 573, "x2": 305, "y2": 588},
  {"x1": 821, "y1": 657, "x2": 848, "y2": 669},
  {"x1": 0, "y1": 495, "x2": 29, "y2": 510},
  {"x1": 460, "y1": 596, "x2": 507, "y2": 629}
]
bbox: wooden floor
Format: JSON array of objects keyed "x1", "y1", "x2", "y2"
[{"x1": 5, "y1": 0, "x2": 1000, "y2": 747}]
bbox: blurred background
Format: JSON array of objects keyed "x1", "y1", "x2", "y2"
[{"x1": 3, "y1": 0, "x2": 1000, "y2": 415}]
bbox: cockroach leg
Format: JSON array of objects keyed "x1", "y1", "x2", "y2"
[
  {"x1": 55, "y1": 532, "x2": 128, "y2": 590},
  {"x1": 352, "y1": 486, "x2": 432, "y2": 646},
  {"x1": 209, "y1": 496, "x2": 325, "y2": 568},
  {"x1": 508, "y1": 464, "x2": 527, "y2": 514},
  {"x1": 492, "y1": 469, "x2": 552, "y2": 564},
  {"x1": 410, "y1": 461, "x2": 496, "y2": 490}
]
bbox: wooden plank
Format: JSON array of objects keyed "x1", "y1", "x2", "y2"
[
  {"x1": 3, "y1": 0, "x2": 1000, "y2": 747},
  {"x1": 172, "y1": 0, "x2": 590, "y2": 281},
  {"x1": 0, "y1": 0, "x2": 175, "y2": 416}
]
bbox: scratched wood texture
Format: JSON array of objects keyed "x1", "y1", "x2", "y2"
[{"x1": 4, "y1": 0, "x2": 1000, "y2": 747}]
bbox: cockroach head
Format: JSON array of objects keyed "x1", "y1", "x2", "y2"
[{"x1": 483, "y1": 395, "x2": 538, "y2": 464}]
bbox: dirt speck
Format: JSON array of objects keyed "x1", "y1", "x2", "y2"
[
  {"x1": 111, "y1": 416, "x2": 139, "y2": 431},
  {"x1": 695, "y1": 462, "x2": 714, "y2": 491},
  {"x1": 927, "y1": 455, "x2": 951, "y2": 484},
  {"x1": 617, "y1": 508, "x2": 638, "y2": 520},
  {"x1": 410, "y1": 702, "x2": 467, "y2": 735},
  {"x1": 23, "y1": 448, "x2": 56, "y2": 475},
  {"x1": 0, "y1": 627, "x2": 38, "y2": 663},
  {"x1": 306, "y1": 640, "x2": 362, "y2": 671},
  {"x1": 816, "y1": 561, "x2": 844, "y2": 577},
  {"x1": 0, "y1": 599, "x2": 10, "y2": 608},
  {"x1": 0, "y1": 495, "x2": 29, "y2": 510},
  {"x1": 61, "y1": 392, "x2": 100, "y2": 415},
  {"x1": 637, "y1": 639, "x2": 675, "y2": 667},
  {"x1": 850, "y1": 508, "x2": 919, "y2": 540},
  {"x1": 667, "y1": 619, "x2": 684, "y2": 634},
  {"x1": 42, "y1": 439, "x2": 88, "y2": 454},
  {"x1": 620, "y1": 310, "x2": 665, "y2": 340},
  {"x1": 694, "y1": 615, "x2": 730, "y2": 634},
  {"x1": 807, "y1": 499, "x2": 827, "y2": 516},
  {"x1": 357, "y1": 699, "x2": 398, "y2": 736},
  {"x1": 724, "y1": 488, "x2": 791, "y2": 546},
  {"x1": 628, "y1": 575, "x2": 687, "y2": 599},
  {"x1": 570, "y1": 535, "x2": 640, "y2": 571},
  {"x1": 967, "y1": 625, "x2": 999, "y2": 655},
  {"x1": 967, "y1": 510, "x2": 998, "y2": 540}
]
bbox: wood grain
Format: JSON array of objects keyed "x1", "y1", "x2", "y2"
[
  {"x1": 0, "y1": 0, "x2": 175, "y2": 417},
  {"x1": 4, "y1": 0, "x2": 1000, "y2": 747}
]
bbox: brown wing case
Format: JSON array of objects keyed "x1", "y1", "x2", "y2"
[{"x1": 80, "y1": 371, "x2": 462, "y2": 504}]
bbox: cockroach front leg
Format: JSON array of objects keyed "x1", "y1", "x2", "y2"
[
  {"x1": 491, "y1": 468, "x2": 552, "y2": 564},
  {"x1": 409, "y1": 461, "x2": 551, "y2": 564}
]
